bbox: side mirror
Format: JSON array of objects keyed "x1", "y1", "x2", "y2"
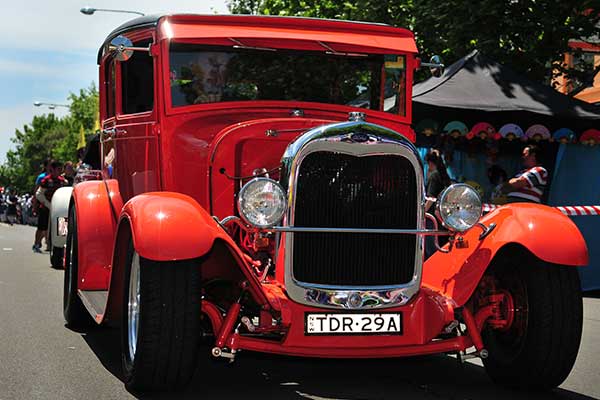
[
  {"x1": 108, "y1": 35, "x2": 151, "y2": 61},
  {"x1": 420, "y1": 55, "x2": 445, "y2": 78}
]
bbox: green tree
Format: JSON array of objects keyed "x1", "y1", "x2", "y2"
[
  {"x1": 0, "y1": 83, "x2": 99, "y2": 192},
  {"x1": 412, "y1": 0, "x2": 599, "y2": 84},
  {"x1": 227, "y1": 0, "x2": 600, "y2": 85}
]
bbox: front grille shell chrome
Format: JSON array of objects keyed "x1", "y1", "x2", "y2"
[{"x1": 279, "y1": 121, "x2": 425, "y2": 310}]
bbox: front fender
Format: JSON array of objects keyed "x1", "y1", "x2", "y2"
[
  {"x1": 107, "y1": 192, "x2": 270, "y2": 324},
  {"x1": 50, "y1": 186, "x2": 73, "y2": 247},
  {"x1": 121, "y1": 192, "x2": 230, "y2": 261},
  {"x1": 423, "y1": 203, "x2": 588, "y2": 306}
]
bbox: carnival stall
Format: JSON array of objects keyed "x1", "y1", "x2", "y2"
[{"x1": 412, "y1": 50, "x2": 600, "y2": 290}]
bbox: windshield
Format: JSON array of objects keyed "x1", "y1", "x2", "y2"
[{"x1": 169, "y1": 43, "x2": 406, "y2": 116}]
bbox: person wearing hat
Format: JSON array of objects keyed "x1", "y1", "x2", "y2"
[{"x1": 502, "y1": 144, "x2": 548, "y2": 204}]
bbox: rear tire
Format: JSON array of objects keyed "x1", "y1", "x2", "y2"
[
  {"x1": 481, "y1": 252, "x2": 583, "y2": 389},
  {"x1": 63, "y1": 205, "x2": 91, "y2": 327},
  {"x1": 121, "y1": 241, "x2": 202, "y2": 392}
]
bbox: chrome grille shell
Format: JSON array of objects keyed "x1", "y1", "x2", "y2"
[{"x1": 279, "y1": 121, "x2": 425, "y2": 310}]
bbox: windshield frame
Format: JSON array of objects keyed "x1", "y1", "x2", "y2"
[{"x1": 161, "y1": 39, "x2": 412, "y2": 123}]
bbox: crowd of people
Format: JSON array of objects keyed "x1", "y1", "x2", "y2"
[
  {"x1": 0, "y1": 189, "x2": 33, "y2": 226},
  {"x1": 425, "y1": 144, "x2": 548, "y2": 206},
  {"x1": 0, "y1": 158, "x2": 77, "y2": 254}
]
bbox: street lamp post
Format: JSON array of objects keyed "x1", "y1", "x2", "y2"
[
  {"x1": 33, "y1": 101, "x2": 69, "y2": 110},
  {"x1": 80, "y1": 7, "x2": 144, "y2": 16}
]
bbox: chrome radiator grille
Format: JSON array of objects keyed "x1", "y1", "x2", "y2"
[{"x1": 292, "y1": 152, "x2": 417, "y2": 286}]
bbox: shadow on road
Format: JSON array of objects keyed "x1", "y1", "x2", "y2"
[
  {"x1": 73, "y1": 328, "x2": 597, "y2": 400},
  {"x1": 76, "y1": 325, "x2": 125, "y2": 384}
]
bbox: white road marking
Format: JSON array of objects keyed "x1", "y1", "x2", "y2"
[{"x1": 3, "y1": 248, "x2": 13, "y2": 251}]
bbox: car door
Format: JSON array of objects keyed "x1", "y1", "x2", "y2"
[{"x1": 109, "y1": 33, "x2": 160, "y2": 202}]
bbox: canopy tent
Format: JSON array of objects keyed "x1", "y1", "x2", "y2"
[
  {"x1": 413, "y1": 50, "x2": 600, "y2": 291},
  {"x1": 412, "y1": 50, "x2": 600, "y2": 130}
]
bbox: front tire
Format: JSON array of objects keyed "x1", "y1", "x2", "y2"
[
  {"x1": 63, "y1": 205, "x2": 91, "y2": 327},
  {"x1": 480, "y1": 251, "x2": 583, "y2": 390},
  {"x1": 121, "y1": 242, "x2": 202, "y2": 391}
]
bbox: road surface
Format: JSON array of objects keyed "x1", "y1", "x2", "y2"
[{"x1": 1, "y1": 223, "x2": 598, "y2": 399}]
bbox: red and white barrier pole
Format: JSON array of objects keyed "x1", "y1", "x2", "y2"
[{"x1": 482, "y1": 204, "x2": 600, "y2": 216}]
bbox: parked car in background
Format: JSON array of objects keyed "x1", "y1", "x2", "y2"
[
  {"x1": 48, "y1": 165, "x2": 102, "y2": 268},
  {"x1": 63, "y1": 14, "x2": 588, "y2": 392}
]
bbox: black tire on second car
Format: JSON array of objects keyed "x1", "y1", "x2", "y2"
[
  {"x1": 51, "y1": 246, "x2": 64, "y2": 269},
  {"x1": 63, "y1": 205, "x2": 91, "y2": 327},
  {"x1": 121, "y1": 241, "x2": 203, "y2": 392},
  {"x1": 480, "y1": 250, "x2": 583, "y2": 390}
]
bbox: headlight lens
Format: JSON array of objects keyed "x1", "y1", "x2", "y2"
[
  {"x1": 238, "y1": 178, "x2": 287, "y2": 228},
  {"x1": 436, "y1": 183, "x2": 482, "y2": 232}
]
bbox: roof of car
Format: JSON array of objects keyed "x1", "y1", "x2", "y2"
[{"x1": 98, "y1": 14, "x2": 416, "y2": 63}]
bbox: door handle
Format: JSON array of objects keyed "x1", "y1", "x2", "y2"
[{"x1": 101, "y1": 127, "x2": 127, "y2": 138}]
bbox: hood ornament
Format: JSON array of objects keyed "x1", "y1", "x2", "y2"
[{"x1": 348, "y1": 111, "x2": 366, "y2": 122}]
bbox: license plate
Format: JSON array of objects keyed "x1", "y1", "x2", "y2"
[
  {"x1": 57, "y1": 217, "x2": 68, "y2": 236},
  {"x1": 305, "y1": 313, "x2": 402, "y2": 335}
]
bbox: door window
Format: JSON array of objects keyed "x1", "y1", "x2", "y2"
[
  {"x1": 121, "y1": 39, "x2": 154, "y2": 114},
  {"x1": 105, "y1": 58, "x2": 116, "y2": 118}
]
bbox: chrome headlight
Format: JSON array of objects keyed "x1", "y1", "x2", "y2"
[
  {"x1": 436, "y1": 183, "x2": 482, "y2": 232},
  {"x1": 238, "y1": 178, "x2": 287, "y2": 228}
]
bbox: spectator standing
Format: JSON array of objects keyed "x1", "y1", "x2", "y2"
[
  {"x1": 423, "y1": 149, "x2": 451, "y2": 257},
  {"x1": 33, "y1": 161, "x2": 67, "y2": 253},
  {"x1": 502, "y1": 145, "x2": 548, "y2": 203},
  {"x1": 5, "y1": 189, "x2": 18, "y2": 225},
  {"x1": 35, "y1": 158, "x2": 51, "y2": 186},
  {"x1": 31, "y1": 158, "x2": 50, "y2": 248},
  {"x1": 487, "y1": 165, "x2": 508, "y2": 204},
  {"x1": 424, "y1": 149, "x2": 452, "y2": 213},
  {"x1": 0, "y1": 188, "x2": 6, "y2": 223},
  {"x1": 63, "y1": 161, "x2": 75, "y2": 186}
]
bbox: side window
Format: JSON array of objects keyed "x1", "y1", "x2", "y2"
[
  {"x1": 105, "y1": 58, "x2": 116, "y2": 118},
  {"x1": 383, "y1": 55, "x2": 406, "y2": 117},
  {"x1": 121, "y1": 39, "x2": 154, "y2": 114}
]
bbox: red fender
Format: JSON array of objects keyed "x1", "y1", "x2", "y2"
[
  {"x1": 120, "y1": 192, "x2": 228, "y2": 261},
  {"x1": 72, "y1": 180, "x2": 123, "y2": 290},
  {"x1": 118, "y1": 192, "x2": 270, "y2": 304},
  {"x1": 423, "y1": 203, "x2": 588, "y2": 307}
]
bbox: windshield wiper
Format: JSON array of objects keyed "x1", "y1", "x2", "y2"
[
  {"x1": 229, "y1": 38, "x2": 276, "y2": 51},
  {"x1": 317, "y1": 41, "x2": 368, "y2": 57}
]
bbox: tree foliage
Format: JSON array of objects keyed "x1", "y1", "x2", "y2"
[
  {"x1": 0, "y1": 84, "x2": 98, "y2": 193},
  {"x1": 226, "y1": 0, "x2": 600, "y2": 84}
]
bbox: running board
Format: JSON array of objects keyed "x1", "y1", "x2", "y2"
[{"x1": 78, "y1": 290, "x2": 108, "y2": 324}]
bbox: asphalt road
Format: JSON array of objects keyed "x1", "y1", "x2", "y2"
[{"x1": 1, "y1": 222, "x2": 599, "y2": 400}]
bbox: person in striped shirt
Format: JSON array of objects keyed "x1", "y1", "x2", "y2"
[{"x1": 503, "y1": 145, "x2": 548, "y2": 203}]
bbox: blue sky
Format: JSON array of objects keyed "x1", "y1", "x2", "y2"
[{"x1": 0, "y1": 0, "x2": 229, "y2": 163}]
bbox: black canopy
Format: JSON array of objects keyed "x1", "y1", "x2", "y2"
[{"x1": 412, "y1": 50, "x2": 600, "y2": 129}]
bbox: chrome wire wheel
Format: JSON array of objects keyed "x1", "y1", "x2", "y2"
[{"x1": 128, "y1": 252, "x2": 141, "y2": 362}]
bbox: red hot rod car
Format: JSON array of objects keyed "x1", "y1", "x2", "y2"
[{"x1": 63, "y1": 14, "x2": 588, "y2": 391}]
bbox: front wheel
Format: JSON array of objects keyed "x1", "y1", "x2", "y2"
[
  {"x1": 121, "y1": 242, "x2": 202, "y2": 391},
  {"x1": 479, "y1": 251, "x2": 583, "y2": 390}
]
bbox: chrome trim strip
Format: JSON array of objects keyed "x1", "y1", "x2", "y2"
[
  {"x1": 271, "y1": 227, "x2": 448, "y2": 235},
  {"x1": 280, "y1": 121, "x2": 425, "y2": 310}
]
